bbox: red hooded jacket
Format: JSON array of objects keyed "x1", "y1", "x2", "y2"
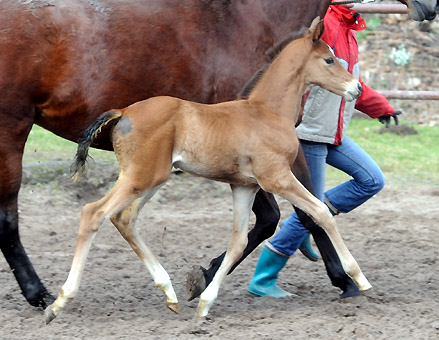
[{"x1": 296, "y1": 5, "x2": 395, "y2": 145}]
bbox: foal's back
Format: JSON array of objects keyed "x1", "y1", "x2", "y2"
[{"x1": 114, "y1": 96, "x2": 297, "y2": 184}]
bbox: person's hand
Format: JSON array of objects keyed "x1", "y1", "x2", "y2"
[{"x1": 378, "y1": 110, "x2": 402, "y2": 128}]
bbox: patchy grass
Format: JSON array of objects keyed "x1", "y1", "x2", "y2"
[
  {"x1": 24, "y1": 121, "x2": 439, "y2": 188},
  {"x1": 326, "y1": 119, "x2": 439, "y2": 188},
  {"x1": 23, "y1": 125, "x2": 115, "y2": 162}
]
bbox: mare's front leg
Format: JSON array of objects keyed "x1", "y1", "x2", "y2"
[
  {"x1": 186, "y1": 189, "x2": 279, "y2": 301},
  {"x1": 0, "y1": 117, "x2": 55, "y2": 308},
  {"x1": 197, "y1": 185, "x2": 258, "y2": 317}
]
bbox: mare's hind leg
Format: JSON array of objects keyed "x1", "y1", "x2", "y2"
[
  {"x1": 257, "y1": 168, "x2": 372, "y2": 294},
  {"x1": 44, "y1": 178, "x2": 152, "y2": 324},
  {"x1": 197, "y1": 185, "x2": 259, "y2": 317},
  {"x1": 110, "y1": 192, "x2": 178, "y2": 312}
]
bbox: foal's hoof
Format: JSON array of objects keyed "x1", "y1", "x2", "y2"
[
  {"x1": 361, "y1": 287, "x2": 375, "y2": 298},
  {"x1": 44, "y1": 307, "x2": 57, "y2": 325},
  {"x1": 167, "y1": 302, "x2": 179, "y2": 314},
  {"x1": 186, "y1": 265, "x2": 207, "y2": 301}
]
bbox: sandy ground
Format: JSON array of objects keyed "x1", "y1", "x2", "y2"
[{"x1": 1, "y1": 159, "x2": 438, "y2": 340}]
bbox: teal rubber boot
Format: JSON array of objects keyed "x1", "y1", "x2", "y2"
[
  {"x1": 299, "y1": 200, "x2": 338, "y2": 262},
  {"x1": 248, "y1": 246, "x2": 293, "y2": 298},
  {"x1": 298, "y1": 233, "x2": 320, "y2": 262}
]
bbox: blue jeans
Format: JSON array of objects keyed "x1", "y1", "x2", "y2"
[{"x1": 269, "y1": 136, "x2": 385, "y2": 256}]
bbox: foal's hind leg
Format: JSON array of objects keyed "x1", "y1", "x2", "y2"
[
  {"x1": 257, "y1": 169, "x2": 372, "y2": 294},
  {"x1": 110, "y1": 191, "x2": 178, "y2": 313},
  {"x1": 197, "y1": 185, "x2": 258, "y2": 317},
  {"x1": 44, "y1": 178, "x2": 148, "y2": 324}
]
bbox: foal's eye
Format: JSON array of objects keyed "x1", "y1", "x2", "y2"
[{"x1": 325, "y1": 57, "x2": 334, "y2": 65}]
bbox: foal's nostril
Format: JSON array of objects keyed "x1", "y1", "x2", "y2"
[{"x1": 357, "y1": 83, "x2": 362, "y2": 94}]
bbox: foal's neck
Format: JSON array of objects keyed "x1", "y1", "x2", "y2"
[{"x1": 248, "y1": 42, "x2": 308, "y2": 122}]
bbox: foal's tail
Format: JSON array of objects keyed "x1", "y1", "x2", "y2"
[{"x1": 71, "y1": 110, "x2": 122, "y2": 180}]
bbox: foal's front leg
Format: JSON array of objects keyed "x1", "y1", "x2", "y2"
[
  {"x1": 186, "y1": 189, "x2": 279, "y2": 301},
  {"x1": 258, "y1": 169, "x2": 372, "y2": 294},
  {"x1": 291, "y1": 146, "x2": 362, "y2": 298},
  {"x1": 197, "y1": 185, "x2": 258, "y2": 317}
]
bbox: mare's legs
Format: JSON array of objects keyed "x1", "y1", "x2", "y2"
[
  {"x1": 110, "y1": 192, "x2": 178, "y2": 312},
  {"x1": 197, "y1": 185, "x2": 258, "y2": 317},
  {"x1": 257, "y1": 167, "x2": 372, "y2": 293},
  {"x1": 0, "y1": 112, "x2": 55, "y2": 308}
]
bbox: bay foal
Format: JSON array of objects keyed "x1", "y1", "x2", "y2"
[{"x1": 45, "y1": 18, "x2": 369, "y2": 323}]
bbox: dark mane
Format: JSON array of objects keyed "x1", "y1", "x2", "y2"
[
  {"x1": 238, "y1": 65, "x2": 269, "y2": 99},
  {"x1": 239, "y1": 27, "x2": 308, "y2": 99}
]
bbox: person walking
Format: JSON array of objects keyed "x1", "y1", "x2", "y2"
[{"x1": 248, "y1": 3, "x2": 401, "y2": 298}]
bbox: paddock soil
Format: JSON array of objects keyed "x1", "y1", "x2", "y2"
[{"x1": 0, "y1": 158, "x2": 438, "y2": 340}]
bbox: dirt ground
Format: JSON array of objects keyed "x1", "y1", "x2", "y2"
[{"x1": 0, "y1": 158, "x2": 438, "y2": 340}]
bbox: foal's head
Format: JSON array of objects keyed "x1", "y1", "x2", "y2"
[{"x1": 279, "y1": 17, "x2": 362, "y2": 101}]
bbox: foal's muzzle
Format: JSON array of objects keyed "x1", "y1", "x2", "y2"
[{"x1": 345, "y1": 81, "x2": 362, "y2": 101}]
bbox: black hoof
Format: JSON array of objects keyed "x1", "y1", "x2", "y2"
[
  {"x1": 186, "y1": 265, "x2": 207, "y2": 302},
  {"x1": 28, "y1": 290, "x2": 56, "y2": 309},
  {"x1": 339, "y1": 287, "x2": 362, "y2": 300}
]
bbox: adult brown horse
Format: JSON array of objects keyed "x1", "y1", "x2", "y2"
[{"x1": 0, "y1": 0, "x2": 435, "y2": 310}]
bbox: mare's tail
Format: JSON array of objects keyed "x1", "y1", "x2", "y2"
[{"x1": 71, "y1": 110, "x2": 122, "y2": 180}]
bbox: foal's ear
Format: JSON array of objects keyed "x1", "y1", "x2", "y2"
[{"x1": 309, "y1": 17, "x2": 325, "y2": 42}]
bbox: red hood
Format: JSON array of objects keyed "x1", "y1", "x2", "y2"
[{"x1": 328, "y1": 4, "x2": 367, "y2": 31}]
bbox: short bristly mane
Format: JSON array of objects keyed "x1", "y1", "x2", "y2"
[{"x1": 238, "y1": 27, "x2": 308, "y2": 99}]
